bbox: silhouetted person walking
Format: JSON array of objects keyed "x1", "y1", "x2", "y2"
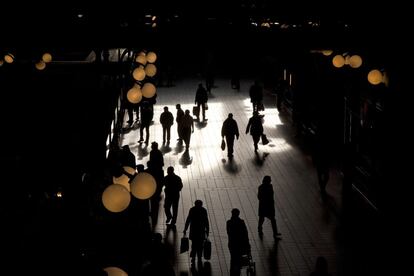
[
  {"x1": 221, "y1": 113, "x2": 240, "y2": 159},
  {"x1": 249, "y1": 80, "x2": 263, "y2": 112},
  {"x1": 120, "y1": 145, "x2": 136, "y2": 168},
  {"x1": 195, "y1": 83, "x2": 208, "y2": 121},
  {"x1": 245, "y1": 111, "x2": 264, "y2": 152},
  {"x1": 176, "y1": 104, "x2": 184, "y2": 142},
  {"x1": 227, "y1": 208, "x2": 250, "y2": 276},
  {"x1": 181, "y1": 110, "x2": 194, "y2": 150},
  {"x1": 183, "y1": 200, "x2": 210, "y2": 267},
  {"x1": 163, "y1": 166, "x2": 183, "y2": 225},
  {"x1": 160, "y1": 106, "x2": 174, "y2": 144},
  {"x1": 258, "y1": 175, "x2": 281, "y2": 240},
  {"x1": 309, "y1": 256, "x2": 332, "y2": 276}
]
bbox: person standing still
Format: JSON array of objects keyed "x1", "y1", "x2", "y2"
[
  {"x1": 160, "y1": 106, "x2": 174, "y2": 144},
  {"x1": 163, "y1": 166, "x2": 183, "y2": 225},
  {"x1": 258, "y1": 175, "x2": 281, "y2": 240},
  {"x1": 221, "y1": 113, "x2": 240, "y2": 159},
  {"x1": 195, "y1": 83, "x2": 208, "y2": 122},
  {"x1": 183, "y1": 200, "x2": 210, "y2": 267}
]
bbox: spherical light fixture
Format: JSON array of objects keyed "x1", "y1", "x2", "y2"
[
  {"x1": 4, "y1": 53, "x2": 14, "y2": 63},
  {"x1": 42, "y1": 53, "x2": 52, "y2": 63},
  {"x1": 146, "y1": 52, "x2": 157, "y2": 63},
  {"x1": 101, "y1": 184, "x2": 131, "y2": 212},
  {"x1": 132, "y1": 67, "x2": 146, "y2": 81},
  {"x1": 130, "y1": 172, "x2": 157, "y2": 200},
  {"x1": 113, "y1": 166, "x2": 136, "y2": 191},
  {"x1": 349, "y1": 55, "x2": 362, "y2": 68},
  {"x1": 127, "y1": 86, "x2": 143, "y2": 104},
  {"x1": 332, "y1": 55, "x2": 345, "y2": 68},
  {"x1": 135, "y1": 55, "x2": 147, "y2": 65},
  {"x1": 145, "y1": 64, "x2": 157, "y2": 77},
  {"x1": 322, "y1": 50, "x2": 333, "y2": 56},
  {"x1": 103, "y1": 267, "x2": 128, "y2": 276},
  {"x1": 141, "y1": 83, "x2": 156, "y2": 98},
  {"x1": 367, "y1": 69, "x2": 383, "y2": 85},
  {"x1": 35, "y1": 61, "x2": 46, "y2": 70}
]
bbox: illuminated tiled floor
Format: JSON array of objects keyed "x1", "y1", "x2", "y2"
[{"x1": 121, "y1": 78, "x2": 344, "y2": 276}]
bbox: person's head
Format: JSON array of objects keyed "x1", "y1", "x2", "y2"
[
  {"x1": 176, "y1": 104, "x2": 181, "y2": 109},
  {"x1": 167, "y1": 166, "x2": 174, "y2": 175},
  {"x1": 315, "y1": 256, "x2": 328, "y2": 273},
  {"x1": 185, "y1": 109, "x2": 190, "y2": 115},
  {"x1": 136, "y1": 164, "x2": 145, "y2": 172},
  {"x1": 164, "y1": 106, "x2": 169, "y2": 112},
  {"x1": 228, "y1": 113, "x2": 233, "y2": 119},
  {"x1": 195, "y1": 199, "x2": 203, "y2": 207},
  {"x1": 263, "y1": 175, "x2": 271, "y2": 184},
  {"x1": 151, "y1": 142, "x2": 158, "y2": 150},
  {"x1": 231, "y1": 208, "x2": 240, "y2": 218}
]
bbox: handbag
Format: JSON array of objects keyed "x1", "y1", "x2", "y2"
[
  {"x1": 221, "y1": 138, "x2": 226, "y2": 151},
  {"x1": 261, "y1": 134, "x2": 269, "y2": 145},
  {"x1": 180, "y1": 235, "x2": 189, "y2": 253},
  {"x1": 203, "y1": 239, "x2": 211, "y2": 260},
  {"x1": 192, "y1": 105, "x2": 200, "y2": 117}
]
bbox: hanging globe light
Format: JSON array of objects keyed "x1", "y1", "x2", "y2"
[
  {"x1": 113, "y1": 166, "x2": 136, "y2": 191},
  {"x1": 42, "y1": 53, "x2": 52, "y2": 63},
  {"x1": 130, "y1": 172, "x2": 157, "y2": 200},
  {"x1": 4, "y1": 53, "x2": 14, "y2": 63},
  {"x1": 135, "y1": 55, "x2": 147, "y2": 65},
  {"x1": 349, "y1": 55, "x2": 362, "y2": 68},
  {"x1": 322, "y1": 50, "x2": 333, "y2": 56},
  {"x1": 127, "y1": 86, "x2": 143, "y2": 104},
  {"x1": 141, "y1": 83, "x2": 156, "y2": 98},
  {"x1": 103, "y1": 267, "x2": 128, "y2": 276},
  {"x1": 332, "y1": 55, "x2": 345, "y2": 68},
  {"x1": 35, "y1": 61, "x2": 46, "y2": 70},
  {"x1": 146, "y1": 51, "x2": 157, "y2": 63},
  {"x1": 145, "y1": 64, "x2": 157, "y2": 77},
  {"x1": 367, "y1": 69, "x2": 383, "y2": 85},
  {"x1": 101, "y1": 184, "x2": 131, "y2": 212},
  {"x1": 132, "y1": 67, "x2": 146, "y2": 81}
]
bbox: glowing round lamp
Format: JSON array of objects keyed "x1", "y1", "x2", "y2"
[
  {"x1": 4, "y1": 53, "x2": 14, "y2": 63},
  {"x1": 135, "y1": 55, "x2": 147, "y2": 65},
  {"x1": 103, "y1": 267, "x2": 128, "y2": 276},
  {"x1": 367, "y1": 69, "x2": 383, "y2": 85},
  {"x1": 322, "y1": 50, "x2": 333, "y2": 56},
  {"x1": 145, "y1": 64, "x2": 157, "y2": 77},
  {"x1": 102, "y1": 184, "x2": 131, "y2": 212},
  {"x1": 127, "y1": 87, "x2": 143, "y2": 104},
  {"x1": 113, "y1": 166, "x2": 136, "y2": 191},
  {"x1": 138, "y1": 51, "x2": 146, "y2": 56},
  {"x1": 130, "y1": 172, "x2": 157, "y2": 200},
  {"x1": 141, "y1": 83, "x2": 156, "y2": 98},
  {"x1": 349, "y1": 55, "x2": 362, "y2": 68},
  {"x1": 146, "y1": 52, "x2": 157, "y2": 63},
  {"x1": 132, "y1": 67, "x2": 146, "y2": 81},
  {"x1": 332, "y1": 55, "x2": 345, "y2": 68},
  {"x1": 42, "y1": 53, "x2": 52, "y2": 63},
  {"x1": 35, "y1": 61, "x2": 46, "y2": 70}
]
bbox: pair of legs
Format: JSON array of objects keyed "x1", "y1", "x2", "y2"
[
  {"x1": 164, "y1": 195, "x2": 179, "y2": 224},
  {"x1": 182, "y1": 127, "x2": 192, "y2": 149},
  {"x1": 229, "y1": 251, "x2": 243, "y2": 276},
  {"x1": 190, "y1": 239, "x2": 204, "y2": 265},
  {"x1": 252, "y1": 134, "x2": 261, "y2": 152},
  {"x1": 258, "y1": 215, "x2": 281, "y2": 239},
  {"x1": 196, "y1": 103, "x2": 206, "y2": 121},
  {"x1": 225, "y1": 136, "x2": 235, "y2": 158},
  {"x1": 139, "y1": 124, "x2": 150, "y2": 143},
  {"x1": 162, "y1": 126, "x2": 171, "y2": 143}
]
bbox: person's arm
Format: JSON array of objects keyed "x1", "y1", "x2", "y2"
[
  {"x1": 235, "y1": 122, "x2": 240, "y2": 139},
  {"x1": 246, "y1": 119, "x2": 251, "y2": 134},
  {"x1": 191, "y1": 119, "x2": 194, "y2": 132},
  {"x1": 183, "y1": 209, "x2": 191, "y2": 234},
  {"x1": 205, "y1": 210, "x2": 210, "y2": 237},
  {"x1": 221, "y1": 123, "x2": 225, "y2": 138}
]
